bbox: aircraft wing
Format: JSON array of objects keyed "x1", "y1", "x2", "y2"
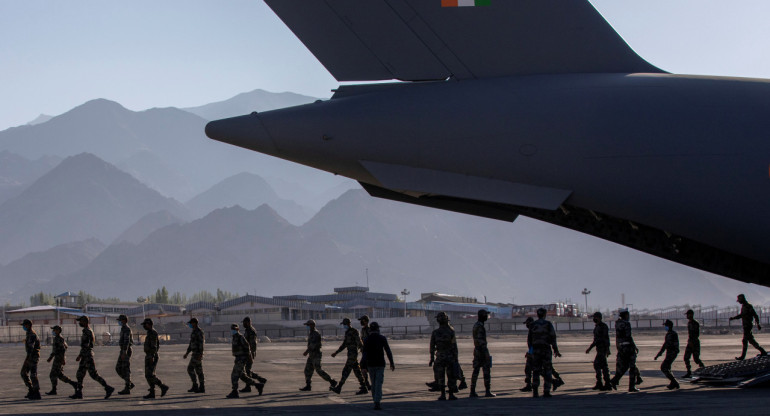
[{"x1": 264, "y1": 0, "x2": 664, "y2": 81}]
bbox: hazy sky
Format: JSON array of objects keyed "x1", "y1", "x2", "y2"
[{"x1": 1, "y1": 1, "x2": 770, "y2": 130}]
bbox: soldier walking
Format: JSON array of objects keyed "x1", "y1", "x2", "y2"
[
  {"x1": 183, "y1": 317, "x2": 205, "y2": 393},
  {"x1": 521, "y1": 316, "x2": 565, "y2": 392},
  {"x1": 115, "y1": 314, "x2": 134, "y2": 395},
  {"x1": 429, "y1": 311, "x2": 458, "y2": 400},
  {"x1": 299, "y1": 320, "x2": 337, "y2": 392},
  {"x1": 331, "y1": 317, "x2": 368, "y2": 395},
  {"x1": 71, "y1": 316, "x2": 114, "y2": 399},
  {"x1": 140, "y1": 318, "x2": 169, "y2": 399},
  {"x1": 654, "y1": 319, "x2": 680, "y2": 390},
  {"x1": 227, "y1": 323, "x2": 264, "y2": 398},
  {"x1": 20, "y1": 319, "x2": 41, "y2": 400},
  {"x1": 469, "y1": 309, "x2": 495, "y2": 398},
  {"x1": 683, "y1": 309, "x2": 705, "y2": 378},
  {"x1": 361, "y1": 322, "x2": 395, "y2": 410},
  {"x1": 610, "y1": 309, "x2": 641, "y2": 392},
  {"x1": 46, "y1": 325, "x2": 77, "y2": 396},
  {"x1": 358, "y1": 315, "x2": 373, "y2": 391},
  {"x1": 240, "y1": 316, "x2": 267, "y2": 394},
  {"x1": 729, "y1": 294, "x2": 767, "y2": 360},
  {"x1": 585, "y1": 312, "x2": 612, "y2": 390},
  {"x1": 528, "y1": 308, "x2": 561, "y2": 398}
]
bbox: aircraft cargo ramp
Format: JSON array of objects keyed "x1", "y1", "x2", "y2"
[{"x1": 693, "y1": 356, "x2": 770, "y2": 387}]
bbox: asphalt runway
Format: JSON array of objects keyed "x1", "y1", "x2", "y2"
[{"x1": 1, "y1": 332, "x2": 768, "y2": 415}]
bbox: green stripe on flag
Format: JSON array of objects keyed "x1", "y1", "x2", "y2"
[{"x1": 475, "y1": 0, "x2": 491, "y2": 5}]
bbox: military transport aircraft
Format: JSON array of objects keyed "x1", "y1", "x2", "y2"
[{"x1": 205, "y1": 0, "x2": 770, "y2": 286}]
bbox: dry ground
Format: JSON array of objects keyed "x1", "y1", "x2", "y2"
[{"x1": 0, "y1": 332, "x2": 768, "y2": 415}]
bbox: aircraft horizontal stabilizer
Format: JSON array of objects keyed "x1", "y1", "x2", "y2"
[
  {"x1": 360, "y1": 160, "x2": 571, "y2": 210},
  {"x1": 265, "y1": 0, "x2": 663, "y2": 81}
]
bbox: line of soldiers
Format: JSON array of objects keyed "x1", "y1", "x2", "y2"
[{"x1": 19, "y1": 293, "x2": 767, "y2": 402}]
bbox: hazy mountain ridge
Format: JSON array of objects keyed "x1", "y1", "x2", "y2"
[
  {"x1": 0, "y1": 151, "x2": 61, "y2": 205},
  {"x1": 0, "y1": 153, "x2": 189, "y2": 264},
  {"x1": 182, "y1": 89, "x2": 319, "y2": 121}
]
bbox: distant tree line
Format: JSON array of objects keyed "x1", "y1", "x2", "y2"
[
  {"x1": 143, "y1": 287, "x2": 240, "y2": 305},
  {"x1": 29, "y1": 290, "x2": 121, "y2": 307}
]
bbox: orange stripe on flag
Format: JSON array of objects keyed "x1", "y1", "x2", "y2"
[{"x1": 442, "y1": 0, "x2": 459, "y2": 7}]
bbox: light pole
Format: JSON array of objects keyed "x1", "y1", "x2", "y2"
[
  {"x1": 581, "y1": 288, "x2": 591, "y2": 316},
  {"x1": 401, "y1": 289, "x2": 410, "y2": 317}
]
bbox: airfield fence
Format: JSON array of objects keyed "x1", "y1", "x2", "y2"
[{"x1": 1, "y1": 315, "x2": 768, "y2": 344}]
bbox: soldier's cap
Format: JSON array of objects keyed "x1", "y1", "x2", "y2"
[
  {"x1": 20, "y1": 319, "x2": 32, "y2": 326},
  {"x1": 141, "y1": 318, "x2": 153, "y2": 326},
  {"x1": 618, "y1": 308, "x2": 629, "y2": 314},
  {"x1": 187, "y1": 317, "x2": 198, "y2": 324},
  {"x1": 242, "y1": 316, "x2": 251, "y2": 323},
  {"x1": 358, "y1": 315, "x2": 370, "y2": 322},
  {"x1": 478, "y1": 309, "x2": 489, "y2": 316},
  {"x1": 340, "y1": 317, "x2": 352, "y2": 325},
  {"x1": 304, "y1": 319, "x2": 316, "y2": 326},
  {"x1": 76, "y1": 315, "x2": 89, "y2": 322},
  {"x1": 663, "y1": 319, "x2": 674, "y2": 327},
  {"x1": 51, "y1": 325, "x2": 62, "y2": 331},
  {"x1": 685, "y1": 309, "x2": 694, "y2": 316},
  {"x1": 592, "y1": 311, "x2": 603, "y2": 319},
  {"x1": 231, "y1": 323, "x2": 240, "y2": 331},
  {"x1": 523, "y1": 317, "x2": 534, "y2": 324},
  {"x1": 117, "y1": 314, "x2": 128, "y2": 321},
  {"x1": 370, "y1": 322, "x2": 380, "y2": 331}
]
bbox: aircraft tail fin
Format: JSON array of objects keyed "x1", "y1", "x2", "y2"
[{"x1": 265, "y1": 0, "x2": 664, "y2": 82}]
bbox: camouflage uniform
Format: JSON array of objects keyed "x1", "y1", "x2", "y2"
[
  {"x1": 231, "y1": 331, "x2": 260, "y2": 391},
  {"x1": 115, "y1": 323, "x2": 132, "y2": 389},
  {"x1": 732, "y1": 301, "x2": 767, "y2": 358},
  {"x1": 76, "y1": 326, "x2": 110, "y2": 391},
  {"x1": 528, "y1": 318, "x2": 558, "y2": 394},
  {"x1": 470, "y1": 320, "x2": 491, "y2": 391},
  {"x1": 430, "y1": 324, "x2": 458, "y2": 393},
  {"x1": 21, "y1": 329, "x2": 41, "y2": 392},
  {"x1": 186, "y1": 327, "x2": 205, "y2": 386},
  {"x1": 589, "y1": 320, "x2": 611, "y2": 387},
  {"x1": 243, "y1": 324, "x2": 265, "y2": 383},
  {"x1": 49, "y1": 333, "x2": 75, "y2": 390},
  {"x1": 303, "y1": 328, "x2": 335, "y2": 386},
  {"x1": 143, "y1": 328, "x2": 165, "y2": 391},
  {"x1": 611, "y1": 317, "x2": 639, "y2": 390},
  {"x1": 334, "y1": 326, "x2": 366, "y2": 390},
  {"x1": 684, "y1": 318, "x2": 704, "y2": 372},
  {"x1": 656, "y1": 327, "x2": 680, "y2": 386}
]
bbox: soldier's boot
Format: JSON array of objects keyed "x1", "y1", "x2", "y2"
[
  {"x1": 683, "y1": 371, "x2": 692, "y2": 379},
  {"x1": 426, "y1": 381, "x2": 442, "y2": 392},
  {"x1": 118, "y1": 386, "x2": 131, "y2": 395},
  {"x1": 329, "y1": 379, "x2": 338, "y2": 389},
  {"x1": 28, "y1": 389, "x2": 42, "y2": 400},
  {"x1": 188, "y1": 383, "x2": 200, "y2": 393},
  {"x1": 469, "y1": 385, "x2": 478, "y2": 398},
  {"x1": 458, "y1": 378, "x2": 468, "y2": 390},
  {"x1": 24, "y1": 388, "x2": 31, "y2": 399},
  {"x1": 239, "y1": 385, "x2": 251, "y2": 393},
  {"x1": 736, "y1": 344, "x2": 748, "y2": 360},
  {"x1": 198, "y1": 382, "x2": 205, "y2": 393},
  {"x1": 104, "y1": 385, "x2": 115, "y2": 399},
  {"x1": 159, "y1": 384, "x2": 169, "y2": 397},
  {"x1": 69, "y1": 389, "x2": 83, "y2": 399},
  {"x1": 438, "y1": 389, "x2": 447, "y2": 401},
  {"x1": 256, "y1": 376, "x2": 267, "y2": 384},
  {"x1": 484, "y1": 382, "x2": 496, "y2": 398},
  {"x1": 143, "y1": 389, "x2": 156, "y2": 399},
  {"x1": 628, "y1": 379, "x2": 640, "y2": 393},
  {"x1": 299, "y1": 383, "x2": 312, "y2": 391},
  {"x1": 355, "y1": 385, "x2": 368, "y2": 395},
  {"x1": 609, "y1": 376, "x2": 619, "y2": 390},
  {"x1": 45, "y1": 387, "x2": 57, "y2": 396},
  {"x1": 331, "y1": 379, "x2": 343, "y2": 393},
  {"x1": 448, "y1": 391, "x2": 457, "y2": 400},
  {"x1": 256, "y1": 382, "x2": 265, "y2": 396},
  {"x1": 758, "y1": 347, "x2": 768, "y2": 357},
  {"x1": 667, "y1": 380, "x2": 680, "y2": 390},
  {"x1": 519, "y1": 383, "x2": 532, "y2": 392},
  {"x1": 592, "y1": 380, "x2": 603, "y2": 390},
  {"x1": 532, "y1": 386, "x2": 539, "y2": 398},
  {"x1": 543, "y1": 389, "x2": 552, "y2": 398},
  {"x1": 698, "y1": 362, "x2": 705, "y2": 369},
  {"x1": 635, "y1": 373, "x2": 643, "y2": 385},
  {"x1": 552, "y1": 377, "x2": 564, "y2": 391},
  {"x1": 225, "y1": 389, "x2": 239, "y2": 399}
]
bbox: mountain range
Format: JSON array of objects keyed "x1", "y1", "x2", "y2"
[{"x1": 1, "y1": 90, "x2": 768, "y2": 309}]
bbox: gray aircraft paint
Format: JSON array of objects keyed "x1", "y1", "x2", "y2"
[{"x1": 205, "y1": 0, "x2": 770, "y2": 285}]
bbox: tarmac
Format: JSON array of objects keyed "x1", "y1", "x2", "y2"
[{"x1": 1, "y1": 332, "x2": 768, "y2": 415}]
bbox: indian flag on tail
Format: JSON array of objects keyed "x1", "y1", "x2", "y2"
[{"x1": 442, "y1": 0, "x2": 490, "y2": 7}]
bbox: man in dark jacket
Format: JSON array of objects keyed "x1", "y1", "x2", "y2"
[
  {"x1": 115, "y1": 314, "x2": 134, "y2": 395},
  {"x1": 585, "y1": 312, "x2": 612, "y2": 390},
  {"x1": 227, "y1": 323, "x2": 264, "y2": 398},
  {"x1": 20, "y1": 319, "x2": 41, "y2": 400},
  {"x1": 361, "y1": 322, "x2": 394, "y2": 411},
  {"x1": 47, "y1": 325, "x2": 77, "y2": 396},
  {"x1": 683, "y1": 309, "x2": 705, "y2": 378},
  {"x1": 141, "y1": 318, "x2": 169, "y2": 399},
  {"x1": 184, "y1": 317, "x2": 205, "y2": 393}
]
